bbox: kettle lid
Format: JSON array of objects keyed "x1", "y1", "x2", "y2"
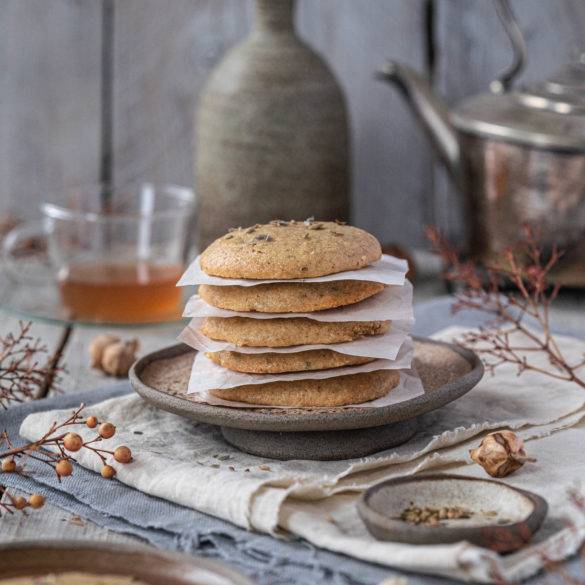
[{"x1": 452, "y1": 56, "x2": 585, "y2": 152}]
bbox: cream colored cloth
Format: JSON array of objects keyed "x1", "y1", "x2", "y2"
[{"x1": 20, "y1": 326, "x2": 585, "y2": 582}]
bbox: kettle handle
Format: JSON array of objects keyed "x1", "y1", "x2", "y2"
[{"x1": 490, "y1": 0, "x2": 527, "y2": 94}]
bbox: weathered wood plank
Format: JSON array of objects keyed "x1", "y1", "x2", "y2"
[
  {"x1": 297, "y1": 0, "x2": 432, "y2": 248},
  {"x1": 0, "y1": 0, "x2": 102, "y2": 217},
  {"x1": 112, "y1": 0, "x2": 252, "y2": 189},
  {"x1": 433, "y1": 0, "x2": 585, "y2": 242},
  {"x1": 0, "y1": 314, "x2": 178, "y2": 545},
  {"x1": 64, "y1": 323, "x2": 180, "y2": 392},
  {"x1": 112, "y1": 0, "x2": 432, "y2": 248},
  {"x1": 0, "y1": 488, "x2": 139, "y2": 546}
]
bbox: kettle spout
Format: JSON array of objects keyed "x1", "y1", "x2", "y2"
[{"x1": 377, "y1": 61, "x2": 463, "y2": 190}]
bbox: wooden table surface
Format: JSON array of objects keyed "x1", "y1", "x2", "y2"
[
  {"x1": 1, "y1": 279, "x2": 585, "y2": 549},
  {"x1": 0, "y1": 315, "x2": 179, "y2": 546}
]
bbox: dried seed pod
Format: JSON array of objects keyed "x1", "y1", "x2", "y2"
[
  {"x1": 55, "y1": 459, "x2": 74, "y2": 477},
  {"x1": 1, "y1": 458, "x2": 16, "y2": 472},
  {"x1": 63, "y1": 432, "x2": 83, "y2": 452},
  {"x1": 470, "y1": 431, "x2": 535, "y2": 478},
  {"x1": 99, "y1": 422, "x2": 116, "y2": 439},
  {"x1": 89, "y1": 334, "x2": 120, "y2": 368},
  {"x1": 101, "y1": 464, "x2": 117, "y2": 479},
  {"x1": 113, "y1": 445, "x2": 132, "y2": 464},
  {"x1": 252, "y1": 234, "x2": 274, "y2": 242},
  {"x1": 101, "y1": 339, "x2": 139, "y2": 377},
  {"x1": 28, "y1": 494, "x2": 45, "y2": 509}
]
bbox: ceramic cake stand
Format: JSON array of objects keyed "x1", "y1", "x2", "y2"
[{"x1": 130, "y1": 337, "x2": 483, "y2": 461}]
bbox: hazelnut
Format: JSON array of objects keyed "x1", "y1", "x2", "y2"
[
  {"x1": 89, "y1": 334, "x2": 120, "y2": 368},
  {"x1": 101, "y1": 339, "x2": 139, "y2": 377}
]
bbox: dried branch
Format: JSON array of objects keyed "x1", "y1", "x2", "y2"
[
  {"x1": 0, "y1": 484, "x2": 45, "y2": 516},
  {"x1": 426, "y1": 225, "x2": 585, "y2": 389},
  {"x1": 0, "y1": 321, "x2": 66, "y2": 409},
  {"x1": 535, "y1": 488, "x2": 585, "y2": 585},
  {"x1": 0, "y1": 404, "x2": 133, "y2": 516},
  {"x1": 0, "y1": 404, "x2": 132, "y2": 483}
]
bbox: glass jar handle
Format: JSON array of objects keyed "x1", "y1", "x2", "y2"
[{"x1": 2, "y1": 221, "x2": 54, "y2": 285}]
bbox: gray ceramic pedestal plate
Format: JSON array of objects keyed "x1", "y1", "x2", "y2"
[{"x1": 130, "y1": 337, "x2": 483, "y2": 460}]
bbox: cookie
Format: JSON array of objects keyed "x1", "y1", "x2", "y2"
[
  {"x1": 200, "y1": 317, "x2": 390, "y2": 347},
  {"x1": 199, "y1": 280, "x2": 385, "y2": 313},
  {"x1": 206, "y1": 349, "x2": 374, "y2": 374},
  {"x1": 210, "y1": 369, "x2": 400, "y2": 407},
  {"x1": 200, "y1": 219, "x2": 382, "y2": 279}
]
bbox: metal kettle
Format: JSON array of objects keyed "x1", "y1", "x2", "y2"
[{"x1": 379, "y1": 0, "x2": 585, "y2": 285}]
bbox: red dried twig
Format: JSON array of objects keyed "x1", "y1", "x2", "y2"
[
  {"x1": 0, "y1": 321, "x2": 65, "y2": 408},
  {"x1": 0, "y1": 484, "x2": 44, "y2": 516},
  {"x1": 0, "y1": 404, "x2": 133, "y2": 516},
  {"x1": 535, "y1": 489, "x2": 585, "y2": 585},
  {"x1": 426, "y1": 225, "x2": 585, "y2": 389}
]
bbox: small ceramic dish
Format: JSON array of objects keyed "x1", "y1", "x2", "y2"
[
  {"x1": 0, "y1": 541, "x2": 255, "y2": 585},
  {"x1": 358, "y1": 474, "x2": 548, "y2": 553}
]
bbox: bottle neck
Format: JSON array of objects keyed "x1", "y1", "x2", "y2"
[{"x1": 253, "y1": 0, "x2": 295, "y2": 34}]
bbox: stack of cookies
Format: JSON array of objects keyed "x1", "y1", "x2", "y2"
[{"x1": 178, "y1": 219, "x2": 415, "y2": 408}]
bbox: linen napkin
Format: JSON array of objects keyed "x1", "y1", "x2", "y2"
[{"x1": 19, "y1": 324, "x2": 585, "y2": 582}]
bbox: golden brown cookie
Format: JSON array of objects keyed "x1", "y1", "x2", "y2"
[
  {"x1": 199, "y1": 280, "x2": 385, "y2": 313},
  {"x1": 206, "y1": 349, "x2": 374, "y2": 373},
  {"x1": 200, "y1": 220, "x2": 382, "y2": 279},
  {"x1": 210, "y1": 369, "x2": 400, "y2": 407},
  {"x1": 200, "y1": 317, "x2": 390, "y2": 347}
]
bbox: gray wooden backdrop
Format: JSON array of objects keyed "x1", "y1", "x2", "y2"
[{"x1": 1, "y1": 0, "x2": 584, "y2": 249}]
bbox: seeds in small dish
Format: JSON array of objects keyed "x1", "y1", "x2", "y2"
[{"x1": 399, "y1": 504, "x2": 473, "y2": 525}]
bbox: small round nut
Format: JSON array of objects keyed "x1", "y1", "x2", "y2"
[
  {"x1": 86, "y1": 415, "x2": 98, "y2": 429},
  {"x1": 101, "y1": 339, "x2": 139, "y2": 377},
  {"x1": 101, "y1": 464, "x2": 116, "y2": 479},
  {"x1": 99, "y1": 422, "x2": 116, "y2": 439},
  {"x1": 113, "y1": 446, "x2": 132, "y2": 464},
  {"x1": 13, "y1": 496, "x2": 27, "y2": 510},
  {"x1": 89, "y1": 334, "x2": 120, "y2": 368}
]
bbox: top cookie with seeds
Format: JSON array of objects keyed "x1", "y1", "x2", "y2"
[{"x1": 200, "y1": 219, "x2": 382, "y2": 279}]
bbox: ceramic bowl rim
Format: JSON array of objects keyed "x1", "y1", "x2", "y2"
[
  {"x1": 357, "y1": 473, "x2": 548, "y2": 548},
  {"x1": 129, "y1": 336, "x2": 484, "y2": 432},
  {"x1": 0, "y1": 540, "x2": 255, "y2": 585}
]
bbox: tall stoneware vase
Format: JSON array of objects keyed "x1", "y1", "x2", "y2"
[{"x1": 195, "y1": 0, "x2": 350, "y2": 247}]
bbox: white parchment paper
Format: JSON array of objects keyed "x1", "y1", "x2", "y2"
[
  {"x1": 179, "y1": 319, "x2": 413, "y2": 361},
  {"x1": 183, "y1": 280, "x2": 414, "y2": 322},
  {"x1": 177, "y1": 254, "x2": 407, "y2": 287},
  {"x1": 189, "y1": 358, "x2": 422, "y2": 409},
  {"x1": 187, "y1": 341, "x2": 413, "y2": 394}
]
